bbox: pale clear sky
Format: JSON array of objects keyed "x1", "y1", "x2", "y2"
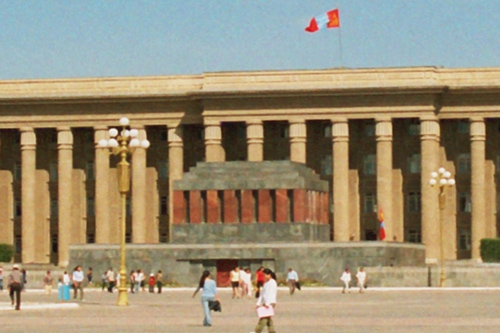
[{"x1": 1, "y1": 0, "x2": 500, "y2": 79}]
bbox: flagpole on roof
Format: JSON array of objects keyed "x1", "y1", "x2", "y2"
[{"x1": 337, "y1": 4, "x2": 343, "y2": 68}]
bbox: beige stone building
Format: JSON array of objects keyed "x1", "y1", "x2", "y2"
[{"x1": 0, "y1": 66, "x2": 498, "y2": 266}]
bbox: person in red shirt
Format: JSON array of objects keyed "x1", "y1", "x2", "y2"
[
  {"x1": 255, "y1": 267, "x2": 265, "y2": 298},
  {"x1": 148, "y1": 274, "x2": 155, "y2": 293}
]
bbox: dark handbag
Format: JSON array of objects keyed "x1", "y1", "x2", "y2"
[
  {"x1": 208, "y1": 300, "x2": 221, "y2": 312},
  {"x1": 295, "y1": 282, "x2": 301, "y2": 291}
]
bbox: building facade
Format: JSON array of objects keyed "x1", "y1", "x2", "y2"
[{"x1": 0, "y1": 67, "x2": 499, "y2": 266}]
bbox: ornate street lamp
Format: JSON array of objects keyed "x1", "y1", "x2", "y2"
[
  {"x1": 98, "y1": 117, "x2": 150, "y2": 306},
  {"x1": 429, "y1": 167, "x2": 455, "y2": 287}
]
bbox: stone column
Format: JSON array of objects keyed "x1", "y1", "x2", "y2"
[
  {"x1": 94, "y1": 126, "x2": 110, "y2": 244},
  {"x1": 289, "y1": 120, "x2": 307, "y2": 163},
  {"x1": 132, "y1": 127, "x2": 147, "y2": 243},
  {"x1": 420, "y1": 117, "x2": 440, "y2": 263},
  {"x1": 168, "y1": 126, "x2": 184, "y2": 239},
  {"x1": 376, "y1": 118, "x2": 393, "y2": 241},
  {"x1": 21, "y1": 127, "x2": 36, "y2": 263},
  {"x1": 205, "y1": 121, "x2": 224, "y2": 162},
  {"x1": 57, "y1": 127, "x2": 73, "y2": 266},
  {"x1": 246, "y1": 120, "x2": 264, "y2": 161},
  {"x1": 470, "y1": 117, "x2": 486, "y2": 260},
  {"x1": 332, "y1": 118, "x2": 350, "y2": 241}
]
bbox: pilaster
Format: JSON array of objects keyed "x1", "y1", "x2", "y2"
[
  {"x1": 376, "y1": 118, "x2": 393, "y2": 241},
  {"x1": 332, "y1": 118, "x2": 350, "y2": 241},
  {"x1": 246, "y1": 120, "x2": 264, "y2": 161},
  {"x1": 57, "y1": 127, "x2": 73, "y2": 266},
  {"x1": 470, "y1": 117, "x2": 486, "y2": 260},
  {"x1": 289, "y1": 120, "x2": 307, "y2": 164},
  {"x1": 132, "y1": 126, "x2": 147, "y2": 243},
  {"x1": 20, "y1": 127, "x2": 36, "y2": 263}
]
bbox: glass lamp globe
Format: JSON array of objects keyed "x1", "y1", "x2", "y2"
[{"x1": 119, "y1": 117, "x2": 130, "y2": 126}]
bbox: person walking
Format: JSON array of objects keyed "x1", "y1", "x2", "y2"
[
  {"x1": 156, "y1": 270, "x2": 163, "y2": 294},
  {"x1": 101, "y1": 271, "x2": 107, "y2": 291},
  {"x1": 255, "y1": 267, "x2": 265, "y2": 298},
  {"x1": 286, "y1": 268, "x2": 299, "y2": 295},
  {"x1": 137, "y1": 269, "x2": 145, "y2": 293},
  {"x1": 8, "y1": 264, "x2": 23, "y2": 310},
  {"x1": 230, "y1": 266, "x2": 240, "y2": 299},
  {"x1": 356, "y1": 267, "x2": 367, "y2": 293},
  {"x1": 148, "y1": 273, "x2": 155, "y2": 293},
  {"x1": 86, "y1": 267, "x2": 93, "y2": 286},
  {"x1": 240, "y1": 267, "x2": 252, "y2": 299},
  {"x1": 192, "y1": 270, "x2": 220, "y2": 327},
  {"x1": 72, "y1": 266, "x2": 85, "y2": 300},
  {"x1": 129, "y1": 270, "x2": 136, "y2": 294},
  {"x1": 107, "y1": 268, "x2": 116, "y2": 293},
  {"x1": 340, "y1": 268, "x2": 351, "y2": 293},
  {"x1": 43, "y1": 270, "x2": 54, "y2": 295},
  {"x1": 254, "y1": 268, "x2": 278, "y2": 333}
]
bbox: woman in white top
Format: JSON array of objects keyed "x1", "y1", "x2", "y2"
[
  {"x1": 240, "y1": 268, "x2": 252, "y2": 299},
  {"x1": 356, "y1": 267, "x2": 367, "y2": 293},
  {"x1": 340, "y1": 268, "x2": 351, "y2": 293}
]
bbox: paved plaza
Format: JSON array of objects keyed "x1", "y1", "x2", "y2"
[{"x1": 1, "y1": 287, "x2": 500, "y2": 332}]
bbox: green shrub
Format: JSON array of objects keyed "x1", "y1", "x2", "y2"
[
  {"x1": 480, "y1": 238, "x2": 500, "y2": 262},
  {"x1": 0, "y1": 244, "x2": 14, "y2": 262}
]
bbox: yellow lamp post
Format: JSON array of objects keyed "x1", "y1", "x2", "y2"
[
  {"x1": 98, "y1": 117, "x2": 150, "y2": 306},
  {"x1": 429, "y1": 167, "x2": 455, "y2": 287}
]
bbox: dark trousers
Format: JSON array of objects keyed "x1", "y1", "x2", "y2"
[
  {"x1": 9, "y1": 283, "x2": 21, "y2": 310},
  {"x1": 156, "y1": 281, "x2": 162, "y2": 294},
  {"x1": 73, "y1": 282, "x2": 84, "y2": 300},
  {"x1": 108, "y1": 281, "x2": 115, "y2": 292}
]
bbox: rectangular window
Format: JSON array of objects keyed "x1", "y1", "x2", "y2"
[
  {"x1": 363, "y1": 155, "x2": 376, "y2": 175},
  {"x1": 321, "y1": 155, "x2": 333, "y2": 176},
  {"x1": 14, "y1": 162, "x2": 22, "y2": 181},
  {"x1": 87, "y1": 197, "x2": 95, "y2": 217},
  {"x1": 51, "y1": 235, "x2": 58, "y2": 253},
  {"x1": 87, "y1": 234, "x2": 95, "y2": 244},
  {"x1": 160, "y1": 196, "x2": 168, "y2": 216},
  {"x1": 126, "y1": 232, "x2": 131, "y2": 243},
  {"x1": 457, "y1": 154, "x2": 471, "y2": 174},
  {"x1": 15, "y1": 235, "x2": 21, "y2": 254},
  {"x1": 364, "y1": 193, "x2": 377, "y2": 213},
  {"x1": 408, "y1": 192, "x2": 421, "y2": 212},
  {"x1": 408, "y1": 154, "x2": 421, "y2": 174},
  {"x1": 14, "y1": 200, "x2": 21, "y2": 217},
  {"x1": 126, "y1": 198, "x2": 131, "y2": 216},
  {"x1": 457, "y1": 121, "x2": 470, "y2": 134},
  {"x1": 49, "y1": 162, "x2": 58, "y2": 181},
  {"x1": 458, "y1": 192, "x2": 471, "y2": 212},
  {"x1": 365, "y1": 124, "x2": 375, "y2": 137},
  {"x1": 458, "y1": 229, "x2": 471, "y2": 250},
  {"x1": 159, "y1": 161, "x2": 168, "y2": 179},
  {"x1": 160, "y1": 233, "x2": 168, "y2": 243},
  {"x1": 86, "y1": 162, "x2": 95, "y2": 181},
  {"x1": 408, "y1": 230, "x2": 422, "y2": 243},
  {"x1": 409, "y1": 121, "x2": 420, "y2": 136},
  {"x1": 50, "y1": 199, "x2": 58, "y2": 218}
]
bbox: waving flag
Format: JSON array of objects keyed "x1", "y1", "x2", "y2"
[
  {"x1": 305, "y1": 9, "x2": 340, "y2": 33},
  {"x1": 378, "y1": 209, "x2": 386, "y2": 241}
]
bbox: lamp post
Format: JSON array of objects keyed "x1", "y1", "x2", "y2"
[
  {"x1": 429, "y1": 167, "x2": 455, "y2": 287},
  {"x1": 98, "y1": 117, "x2": 150, "y2": 306}
]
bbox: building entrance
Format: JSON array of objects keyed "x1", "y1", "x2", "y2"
[{"x1": 216, "y1": 259, "x2": 238, "y2": 287}]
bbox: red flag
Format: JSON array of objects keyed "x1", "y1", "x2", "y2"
[
  {"x1": 305, "y1": 9, "x2": 340, "y2": 33},
  {"x1": 378, "y1": 209, "x2": 386, "y2": 241}
]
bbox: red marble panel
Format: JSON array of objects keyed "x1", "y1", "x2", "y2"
[
  {"x1": 189, "y1": 191, "x2": 202, "y2": 224},
  {"x1": 258, "y1": 189, "x2": 272, "y2": 223},
  {"x1": 293, "y1": 189, "x2": 306, "y2": 222},
  {"x1": 223, "y1": 190, "x2": 238, "y2": 223},
  {"x1": 315, "y1": 191, "x2": 321, "y2": 224},
  {"x1": 173, "y1": 191, "x2": 185, "y2": 224},
  {"x1": 275, "y1": 189, "x2": 289, "y2": 223},
  {"x1": 241, "y1": 190, "x2": 254, "y2": 223},
  {"x1": 322, "y1": 192, "x2": 329, "y2": 225},
  {"x1": 206, "y1": 190, "x2": 219, "y2": 224}
]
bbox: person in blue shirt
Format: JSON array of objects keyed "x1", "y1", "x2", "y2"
[{"x1": 192, "y1": 270, "x2": 220, "y2": 327}]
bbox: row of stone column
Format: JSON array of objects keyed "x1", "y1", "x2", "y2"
[{"x1": 17, "y1": 116, "x2": 490, "y2": 265}]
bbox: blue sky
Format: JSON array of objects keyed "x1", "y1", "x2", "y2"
[{"x1": 1, "y1": 0, "x2": 500, "y2": 79}]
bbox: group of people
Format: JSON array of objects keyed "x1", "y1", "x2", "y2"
[
  {"x1": 195, "y1": 267, "x2": 279, "y2": 333},
  {"x1": 129, "y1": 269, "x2": 163, "y2": 294},
  {"x1": 340, "y1": 267, "x2": 367, "y2": 293}
]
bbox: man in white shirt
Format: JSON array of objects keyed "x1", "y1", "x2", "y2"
[
  {"x1": 254, "y1": 268, "x2": 277, "y2": 333},
  {"x1": 286, "y1": 268, "x2": 299, "y2": 295},
  {"x1": 340, "y1": 268, "x2": 351, "y2": 293},
  {"x1": 356, "y1": 267, "x2": 367, "y2": 293},
  {"x1": 72, "y1": 266, "x2": 84, "y2": 300},
  {"x1": 230, "y1": 267, "x2": 240, "y2": 299}
]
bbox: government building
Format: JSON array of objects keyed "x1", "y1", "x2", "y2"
[{"x1": 1, "y1": 67, "x2": 498, "y2": 269}]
